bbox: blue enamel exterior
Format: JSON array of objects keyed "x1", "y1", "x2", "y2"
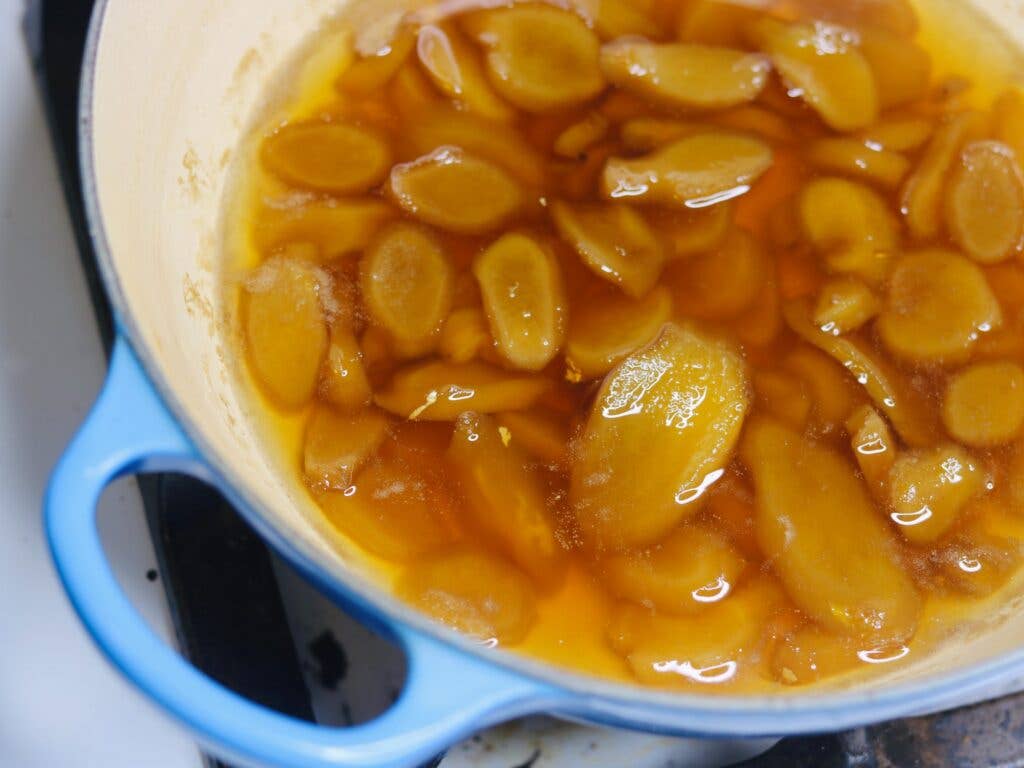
[{"x1": 45, "y1": 337, "x2": 557, "y2": 768}]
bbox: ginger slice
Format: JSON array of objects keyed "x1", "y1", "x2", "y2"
[
  {"x1": 753, "y1": 370, "x2": 811, "y2": 431},
  {"x1": 416, "y1": 22, "x2": 515, "y2": 122},
  {"x1": 600, "y1": 524, "x2": 747, "y2": 615},
  {"x1": 374, "y1": 360, "x2": 551, "y2": 421},
  {"x1": 397, "y1": 549, "x2": 537, "y2": 643},
  {"x1": 553, "y1": 112, "x2": 610, "y2": 159},
  {"x1": 439, "y1": 307, "x2": 491, "y2": 364},
  {"x1": 946, "y1": 141, "x2": 1024, "y2": 265},
  {"x1": 667, "y1": 229, "x2": 767, "y2": 320},
  {"x1": 474, "y1": 233, "x2": 566, "y2": 371},
  {"x1": 600, "y1": 41, "x2": 770, "y2": 110},
  {"x1": 799, "y1": 177, "x2": 897, "y2": 285},
  {"x1": 742, "y1": 418, "x2": 920, "y2": 642},
  {"x1": 389, "y1": 148, "x2": 523, "y2": 235},
  {"x1": 943, "y1": 361, "x2": 1024, "y2": 447},
  {"x1": 315, "y1": 455, "x2": 454, "y2": 562},
  {"x1": 858, "y1": 116, "x2": 934, "y2": 152},
  {"x1": 846, "y1": 404, "x2": 896, "y2": 500},
  {"x1": 877, "y1": 249, "x2": 1002, "y2": 365},
  {"x1": 772, "y1": 625, "x2": 865, "y2": 686},
  {"x1": 551, "y1": 200, "x2": 665, "y2": 298},
  {"x1": 857, "y1": 29, "x2": 931, "y2": 110},
  {"x1": 302, "y1": 406, "x2": 391, "y2": 490},
  {"x1": 805, "y1": 139, "x2": 910, "y2": 189},
  {"x1": 242, "y1": 258, "x2": 329, "y2": 409},
  {"x1": 750, "y1": 18, "x2": 878, "y2": 132},
  {"x1": 570, "y1": 324, "x2": 750, "y2": 550},
  {"x1": 495, "y1": 409, "x2": 569, "y2": 468},
  {"x1": 812, "y1": 278, "x2": 880, "y2": 335},
  {"x1": 463, "y1": 4, "x2": 605, "y2": 112},
  {"x1": 254, "y1": 200, "x2": 393, "y2": 260},
  {"x1": 602, "y1": 132, "x2": 773, "y2": 209},
  {"x1": 320, "y1": 324, "x2": 373, "y2": 411},
  {"x1": 405, "y1": 104, "x2": 546, "y2": 187},
  {"x1": 261, "y1": 122, "x2": 391, "y2": 194},
  {"x1": 360, "y1": 222, "x2": 453, "y2": 358},
  {"x1": 784, "y1": 299, "x2": 938, "y2": 447},
  {"x1": 901, "y1": 111, "x2": 983, "y2": 241},
  {"x1": 609, "y1": 581, "x2": 785, "y2": 688},
  {"x1": 888, "y1": 445, "x2": 985, "y2": 544},
  {"x1": 447, "y1": 413, "x2": 564, "y2": 586},
  {"x1": 566, "y1": 284, "x2": 672, "y2": 379},
  {"x1": 337, "y1": 26, "x2": 416, "y2": 94}
]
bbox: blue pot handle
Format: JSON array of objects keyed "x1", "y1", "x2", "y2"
[{"x1": 46, "y1": 337, "x2": 553, "y2": 768}]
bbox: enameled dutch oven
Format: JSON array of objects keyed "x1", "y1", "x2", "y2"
[{"x1": 45, "y1": 1, "x2": 1024, "y2": 767}]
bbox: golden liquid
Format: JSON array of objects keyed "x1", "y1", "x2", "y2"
[{"x1": 223, "y1": 0, "x2": 1024, "y2": 693}]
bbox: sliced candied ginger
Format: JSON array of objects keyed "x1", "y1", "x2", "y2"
[
  {"x1": 447, "y1": 413, "x2": 564, "y2": 586},
  {"x1": 946, "y1": 141, "x2": 1024, "y2": 265},
  {"x1": 551, "y1": 200, "x2": 665, "y2": 298},
  {"x1": 463, "y1": 4, "x2": 605, "y2": 112},
  {"x1": 901, "y1": 112, "x2": 982, "y2": 241},
  {"x1": 320, "y1": 325, "x2": 373, "y2": 410},
  {"x1": 254, "y1": 200, "x2": 393, "y2": 260},
  {"x1": 474, "y1": 233, "x2": 566, "y2": 371},
  {"x1": 374, "y1": 360, "x2": 550, "y2": 420},
  {"x1": 812, "y1": 278, "x2": 879, "y2": 335},
  {"x1": 888, "y1": 445, "x2": 984, "y2": 544},
  {"x1": 600, "y1": 41, "x2": 770, "y2": 110},
  {"x1": 570, "y1": 324, "x2": 750, "y2": 550},
  {"x1": 784, "y1": 299, "x2": 937, "y2": 447},
  {"x1": 602, "y1": 133, "x2": 773, "y2": 209},
  {"x1": 243, "y1": 258, "x2": 329, "y2": 408},
  {"x1": 566, "y1": 284, "x2": 672, "y2": 379},
  {"x1": 389, "y1": 148, "x2": 523, "y2": 234},
  {"x1": 601, "y1": 524, "x2": 747, "y2": 615},
  {"x1": 397, "y1": 549, "x2": 537, "y2": 643},
  {"x1": 846, "y1": 405, "x2": 896, "y2": 500},
  {"x1": 667, "y1": 229, "x2": 766, "y2": 320},
  {"x1": 261, "y1": 122, "x2": 391, "y2": 194},
  {"x1": 303, "y1": 406, "x2": 391, "y2": 490},
  {"x1": 877, "y1": 249, "x2": 1001, "y2": 364},
  {"x1": 750, "y1": 18, "x2": 878, "y2": 132},
  {"x1": 943, "y1": 362, "x2": 1024, "y2": 447},
  {"x1": 609, "y1": 581, "x2": 784, "y2": 688},
  {"x1": 416, "y1": 23, "x2": 514, "y2": 122},
  {"x1": 799, "y1": 177, "x2": 897, "y2": 285},
  {"x1": 315, "y1": 456, "x2": 453, "y2": 561},
  {"x1": 360, "y1": 222, "x2": 453, "y2": 357},
  {"x1": 742, "y1": 419, "x2": 919, "y2": 642}
]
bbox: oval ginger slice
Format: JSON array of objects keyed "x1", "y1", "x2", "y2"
[
  {"x1": 242, "y1": 258, "x2": 329, "y2": 409},
  {"x1": 570, "y1": 324, "x2": 750, "y2": 550},
  {"x1": 261, "y1": 122, "x2": 390, "y2": 194},
  {"x1": 600, "y1": 41, "x2": 770, "y2": 110},
  {"x1": 946, "y1": 141, "x2": 1024, "y2": 265},
  {"x1": 877, "y1": 249, "x2": 1002, "y2": 364},
  {"x1": 374, "y1": 360, "x2": 551, "y2": 420},
  {"x1": 567, "y1": 284, "x2": 672, "y2": 379},
  {"x1": 389, "y1": 148, "x2": 523, "y2": 234},
  {"x1": 474, "y1": 233, "x2": 566, "y2": 371},
  {"x1": 397, "y1": 549, "x2": 537, "y2": 643},
  {"x1": 742, "y1": 419, "x2": 919, "y2": 642},
  {"x1": 750, "y1": 18, "x2": 878, "y2": 132},
  {"x1": 463, "y1": 4, "x2": 605, "y2": 112},
  {"x1": 551, "y1": 200, "x2": 665, "y2": 298},
  {"x1": 360, "y1": 222, "x2": 453, "y2": 357},
  {"x1": 447, "y1": 413, "x2": 564, "y2": 586},
  {"x1": 601, "y1": 524, "x2": 747, "y2": 615},
  {"x1": 602, "y1": 133, "x2": 773, "y2": 209}
]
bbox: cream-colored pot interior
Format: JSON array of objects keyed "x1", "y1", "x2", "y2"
[{"x1": 86, "y1": 0, "x2": 1024, "y2": 718}]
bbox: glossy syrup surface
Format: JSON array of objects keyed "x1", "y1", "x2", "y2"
[{"x1": 224, "y1": 0, "x2": 1024, "y2": 692}]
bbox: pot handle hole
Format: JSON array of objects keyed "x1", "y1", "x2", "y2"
[{"x1": 45, "y1": 336, "x2": 552, "y2": 768}]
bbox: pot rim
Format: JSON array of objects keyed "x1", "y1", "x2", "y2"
[{"x1": 77, "y1": 0, "x2": 1024, "y2": 736}]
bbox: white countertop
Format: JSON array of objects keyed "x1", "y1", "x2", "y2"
[{"x1": 0, "y1": 1, "x2": 202, "y2": 764}]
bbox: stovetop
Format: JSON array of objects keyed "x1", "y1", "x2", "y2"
[{"x1": 26, "y1": 1, "x2": 1024, "y2": 766}]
